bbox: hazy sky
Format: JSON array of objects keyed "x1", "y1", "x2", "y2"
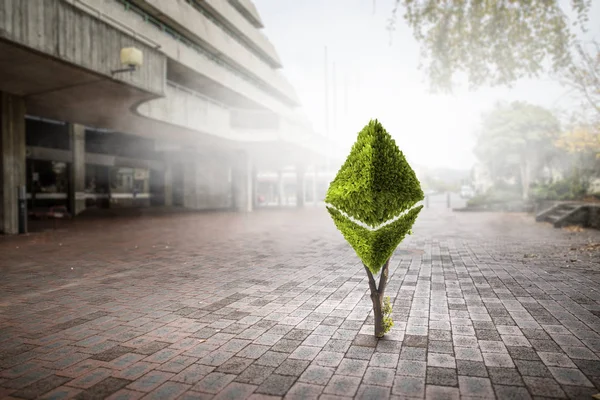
[{"x1": 253, "y1": 0, "x2": 599, "y2": 170}]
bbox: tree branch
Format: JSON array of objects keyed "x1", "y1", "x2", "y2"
[
  {"x1": 377, "y1": 259, "x2": 390, "y2": 295},
  {"x1": 363, "y1": 265, "x2": 378, "y2": 295}
]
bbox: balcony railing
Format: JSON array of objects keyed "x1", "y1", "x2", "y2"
[
  {"x1": 115, "y1": 0, "x2": 295, "y2": 106},
  {"x1": 184, "y1": 0, "x2": 276, "y2": 68}
]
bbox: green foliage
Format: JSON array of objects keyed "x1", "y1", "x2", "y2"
[
  {"x1": 326, "y1": 119, "x2": 423, "y2": 274},
  {"x1": 326, "y1": 120, "x2": 424, "y2": 228},
  {"x1": 531, "y1": 175, "x2": 589, "y2": 201},
  {"x1": 474, "y1": 101, "x2": 562, "y2": 199},
  {"x1": 386, "y1": 0, "x2": 592, "y2": 92},
  {"x1": 380, "y1": 296, "x2": 394, "y2": 337},
  {"x1": 327, "y1": 205, "x2": 422, "y2": 274},
  {"x1": 466, "y1": 187, "x2": 522, "y2": 207}
]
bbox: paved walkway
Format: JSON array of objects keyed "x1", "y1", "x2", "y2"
[{"x1": 0, "y1": 208, "x2": 599, "y2": 399}]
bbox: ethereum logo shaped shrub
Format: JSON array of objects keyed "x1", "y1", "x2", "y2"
[{"x1": 326, "y1": 120, "x2": 424, "y2": 274}]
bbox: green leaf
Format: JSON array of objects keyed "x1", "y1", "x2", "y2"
[{"x1": 325, "y1": 119, "x2": 424, "y2": 273}]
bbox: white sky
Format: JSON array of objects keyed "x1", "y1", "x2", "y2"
[{"x1": 253, "y1": 0, "x2": 600, "y2": 170}]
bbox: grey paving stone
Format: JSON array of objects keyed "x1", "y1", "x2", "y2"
[
  {"x1": 234, "y1": 365, "x2": 275, "y2": 385},
  {"x1": 483, "y1": 352, "x2": 515, "y2": 368},
  {"x1": 456, "y1": 360, "x2": 489, "y2": 377},
  {"x1": 506, "y1": 346, "x2": 541, "y2": 361},
  {"x1": 400, "y1": 347, "x2": 427, "y2": 361},
  {"x1": 255, "y1": 374, "x2": 296, "y2": 396},
  {"x1": 353, "y1": 334, "x2": 379, "y2": 348},
  {"x1": 236, "y1": 345, "x2": 270, "y2": 360},
  {"x1": 487, "y1": 367, "x2": 524, "y2": 386},
  {"x1": 298, "y1": 365, "x2": 334, "y2": 386},
  {"x1": 538, "y1": 352, "x2": 577, "y2": 368},
  {"x1": 323, "y1": 374, "x2": 361, "y2": 397},
  {"x1": 362, "y1": 367, "x2": 395, "y2": 387},
  {"x1": 375, "y1": 340, "x2": 402, "y2": 354},
  {"x1": 562, "y1": 346, "x2": 598, "y2": 360},
  {"x1": 403, "y1": 335, "x2": 428, "y2": 348},
  {"x1": 428, "y1": 340, "x2": 454, "y2": 354},
  {"x1": 270, "y1": 339, "x2": 301, "y2": 354},
  {"x1": 454, "y1": 347, "x2": 483, "y2": 362},
  {"x1": 572, "y1": 358, "x2": 600, "y2": 376},
  {"x1": 369, "y1": 352, "x2": 399, "y2": 369},
  {"x1": 284, "y1": 382, "x2": 323, "y2": 399},
  {"x1": 493, "y1": 384, "x2": 532, "y2": 400},
  {"x1": 217, "y1": 357, "x2": 254, "y2": 374},
  {"x1": 323, "y1": 339, "x2": 352, "y2": 353},
  {"x1": 523, "y1": 376, "x2": 567, "y2": 398},
  {"x1": 561, "y1": 384, "x2": 599, "y2": 400},
  {"x1": 424, "y1": 384, "x2": 459, "y2": 400},
  {"x1": 288, "y1": 346, "x2": 320, "y2": 361},
  {"x1": 335, "y1": 358, "x2": 368, "y2": 377},
  {"x1": 428, "y1": 353, "x2": 456, "y2": 368},
  {"x1": 475, "y1": 329, "x2": 501, "y2": 341},
  {"x1": 346, "y1": 345, "x2": 374, "y2": 360},
  {"x1": 397, "y1": 360, "x2": 426, "y2": 377},
  {"x1": 313, "y1": 351, "x2": 344, "y2": 367},
  {"x1": 429, "y1": 329, "x2": 452, "y2": 341},
  {"x1": 254, "y1": 351, "x2": 288, "y2": 368},
  {"x1": 426, "y1": 366, "x2": 458, "y2": 387},
  {"x1": 391, "y1": 376, "x2": 425, "y2": 398},
  {"x1": 192, "y1": 372, "x2": 236, "y2": 394},
  {"x1": 547, "y1": 366, "x2": 594, "y2": 387},
  {"x1": 355, "y1": 384, "x2": 391, "y2": 400},
  {"x1": 458, "y1": 376, "x2": 495, "y2": 398},
  {"x1": 274, "y1": 359, "x2": 310, "y2": 377}
]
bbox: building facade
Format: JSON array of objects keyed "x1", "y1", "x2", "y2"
[{"x1": 0, "y1": 0, "x2": 328, "y2": 234}]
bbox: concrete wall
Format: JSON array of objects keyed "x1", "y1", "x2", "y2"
[
  {"x1": 229, "y1": 0, "x2": 264, "y2": 28},
  {"x1": 127, "y1": 0, "x2": 296, "y2": 103},
  {"x1": 186, "y1": 0, "x2": 280, "y2": 67},
  {"x1": 70, "y1": 0, "x2": 294, "y2": 116},
  {"x1": 137, "y1": 83, "x2": 231, "y2": 138},
  {"x1": 69, "y1": 124, "x2": 86, "y2": 215},
  {"x1": 138, "y1": 83, "x2": 284, "y2": 143},
  {"x1": 0, "y1": 0, "x2": 166, "y2": 96}
]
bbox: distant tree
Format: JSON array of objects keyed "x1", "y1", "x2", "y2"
[
  {"x1": 556, "y1": 123, "x2": 600, "y2": 158},
  {"x1": 561, "y1": 40, "x2": 600, "y2": 115},
  {"x1": 381, "y1": 0, "x2": 592, "y2": 92},
  {"x1": 555, "y1": 120, "x2": 600, "y2": 190},
  {"x1": 474, "y1": 102, "x2": 562, "y2": 200},
  {"x1": 326, "y1": 120, "x2": 423, "y2": 338}
]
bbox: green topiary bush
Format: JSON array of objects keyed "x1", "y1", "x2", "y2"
[{"x1": 326, "y1": 119, "x2": 424, "y2": 337}]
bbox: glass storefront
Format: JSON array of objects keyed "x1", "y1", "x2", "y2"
[{"x1": 26, "y1": 159, "x2": 70, "y2": 212}]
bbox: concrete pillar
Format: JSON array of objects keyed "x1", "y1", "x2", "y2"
[
  {"x1": 232, "y1": 151, "x2": 252, "y2": 212},
  {"x1": 0, "y1": 93, "x2": 26, "y2": 234},
  {"x1": 278, "y1": 170, "x2": 285, "y2": 206},
  {"x1": 251, "y1": 166, "x2": 258, "y2": 209},
  {"x1": 312, "y1": 166, "x2": 318, "y2": 205},
  {"x1": 296, "y1": 165, "x2": 305, "y2": 207},
  {"x1": 68, "y1": 123, "x2": 86, "y2": 216},
  {"x1": 164, "y1": 163, "x2": 173, "y2": 207},
  {"x1": 183, "y1": 161, "x2": 197, "y2": 209}
]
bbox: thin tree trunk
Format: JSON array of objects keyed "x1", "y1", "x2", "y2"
[
  {"x1": 364, "y1": 259, "x2": 390, "y2": 337},
  {"x1": 520, "y1": 160, "x2": 530, "y2": 201}
]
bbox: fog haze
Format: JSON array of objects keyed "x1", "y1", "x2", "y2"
[{"x1": 254, "y1": 0, "x2": 600, "y2": 170}]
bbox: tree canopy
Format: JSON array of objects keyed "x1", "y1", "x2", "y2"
[
  {"x1": 474, "y1": 101, "x2": 562, "y2": 199},
  {"x1": 385, "y1": 0, "x2": 592, "y2": 92}
]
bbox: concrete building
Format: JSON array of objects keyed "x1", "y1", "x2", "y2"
[{"x1": 0, "y1": 0, "x2": 329, "y2": 234}]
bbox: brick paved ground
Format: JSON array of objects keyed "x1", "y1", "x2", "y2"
[{"x1": 0, "y1": 207, "x2": 599, "y2": 399}]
